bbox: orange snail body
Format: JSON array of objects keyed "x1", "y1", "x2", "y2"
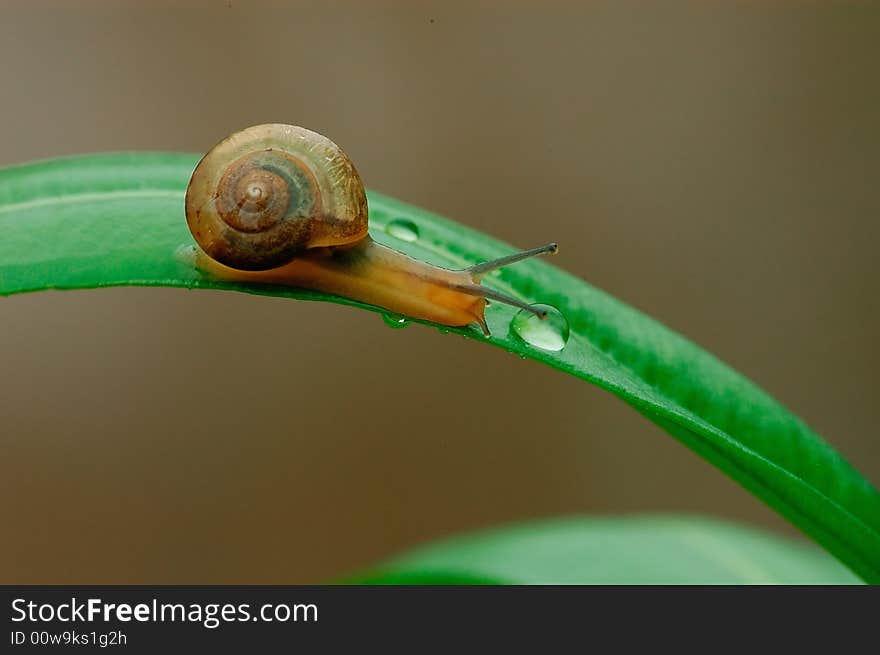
[{"x1": 184, "y1": 124, "x2": 557, "y2": 334}]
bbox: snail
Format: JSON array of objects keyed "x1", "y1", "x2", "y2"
[{"x1": 185, "y1": 123, "x2": 557, "y2": 335}]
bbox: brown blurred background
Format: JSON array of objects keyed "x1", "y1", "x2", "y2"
[{"x1": 1, "y1": 1, "x2": 878, "y2": 583}]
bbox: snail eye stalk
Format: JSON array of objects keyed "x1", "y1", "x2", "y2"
[{"x1": 466, "y1": 243, "x2": 558, "y2": 278}]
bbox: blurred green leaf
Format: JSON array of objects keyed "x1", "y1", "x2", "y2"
[
  {"x1": 350, "y1": 516, "x2": 861, "y2": 584},
  {"x1": 1, "y1": 153, "x2": 878, "y2": 582}
]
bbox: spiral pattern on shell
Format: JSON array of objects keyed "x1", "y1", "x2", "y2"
[{"x1": 185, "y1": 124, "x2": 369, "y2": 270}]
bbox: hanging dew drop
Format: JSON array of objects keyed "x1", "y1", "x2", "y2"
[
  {"x1": 510, "y1": 304, "x2": 569, "y2": 352},
  {"x1": 385, "y1": 218, "x2": 420, "y2": 242},
  {"x1": 382, "y1": 313, "x2": 411, "y2": 329}
]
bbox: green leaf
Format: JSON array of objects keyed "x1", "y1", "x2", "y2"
[
  {"x1": 1, "y1": 153, "x2": 878, "y2": 582},
  {"x1": 349, "y1": 516, "x2": 861, "y2": 584}
]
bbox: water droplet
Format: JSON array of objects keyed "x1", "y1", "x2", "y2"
[
  {"x1": 385, "y1": 219, "x2": 419, "y2": 242},
  {"x1": 510, "y1": 304, "x2": 569, "y2": 352},
  {"x1": 174, "y1": 244, "x2": 197, "y2": 267},
  {"x1": 382, "y1": 313, "x2": 410, "y2": 329}
]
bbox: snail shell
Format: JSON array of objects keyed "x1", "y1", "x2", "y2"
[{"x1": 185, "y1": 123, "x2": 368, "y2": 270}]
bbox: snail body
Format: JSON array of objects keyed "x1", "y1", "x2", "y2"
[{"x1": 185, "y1": 124, "x2": 556, "y2": 334}]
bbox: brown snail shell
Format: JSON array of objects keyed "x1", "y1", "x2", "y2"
[{"x1": 185, "y1": 123, "x2": 368, "y2": 271}]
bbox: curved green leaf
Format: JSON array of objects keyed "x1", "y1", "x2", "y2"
[
  {"x1": 350, "y1": 516, "x2": 861, "y2": 584},
  {"x1": 1, "y1": 153, "x2": 878, "y2": 582}
]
